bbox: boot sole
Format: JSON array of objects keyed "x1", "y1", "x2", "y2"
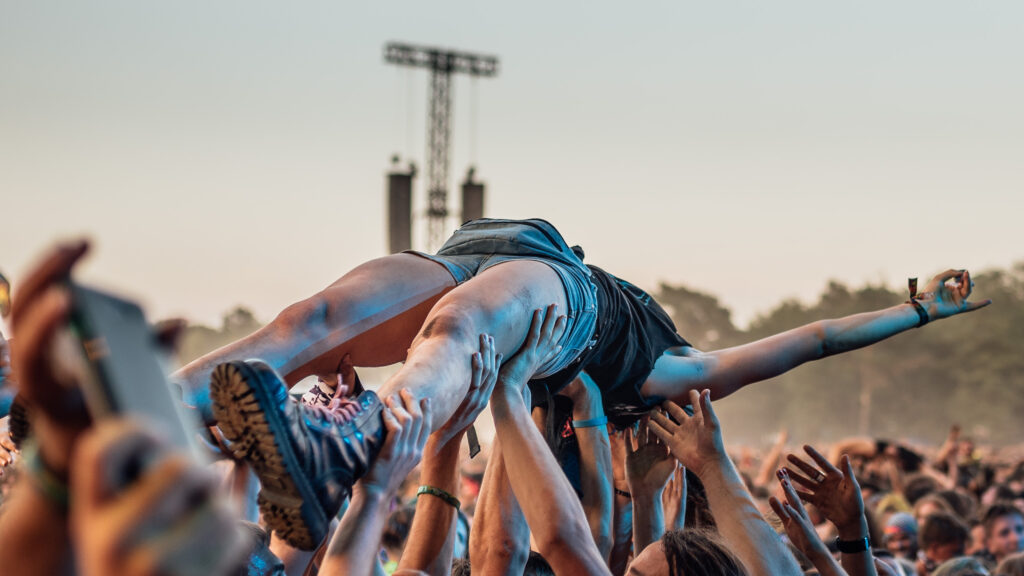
[{"x1": 210, "y1": 361, "x2": 326, "y2": 550}]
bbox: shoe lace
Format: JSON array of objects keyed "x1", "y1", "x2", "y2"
[{"x1": 308, "y1": 396, "x2": 362, "y2": 427}]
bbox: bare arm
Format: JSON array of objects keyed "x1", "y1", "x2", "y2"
[
  {"x1": 321, "y1": 391, "x2": 430, "y2": 576},
  {"x1": 468, "y1": 439, "x2": 530, "y2": 576},
  {"x1": 0, "y1": 478, "x2": 74, "y2": 575},
  {"x1": 607, "y1": 430, "x2": 634, "y2": 576},
  {"x1": 490, "y1": 305, "x2": 611, "y2": 576},
  {"x1": 561, "y1": 374, "x2": 614, "y2": 560},
  {"x1": 770, "y1": 470, "x2": 848, "y2": 576},
  {"x1": 785, "y1": 447, "x2": 877, "y2": 576},
  {"x1": 491, "y1": 387, "x2": 611, "y2": 575},
  {"x1": 400, "y1": 335, "x2": 500, "y2": 576},
  {"x1": 649, "y1": 391, "x2": 802, "y2": 576},
  {"x1": 624, "y1": 422, "x2": 675, "y2": 553},
  {"x1": 398, "y1": 436, "x2": 461, "y2": 575},
  {"x1": 652, "y1": 270, "x2": 988, "y2": 401}
]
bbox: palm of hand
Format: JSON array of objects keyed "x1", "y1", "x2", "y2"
[
  {"x1": 626, "y1": 442, "x2": 675, "y2": 493},
  {"x1": 664, "y1": 424, "x2": 721, "y2": 474}
]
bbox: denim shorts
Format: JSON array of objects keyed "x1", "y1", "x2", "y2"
[{"x1": 407, "y1": 218, "x2": 598, "y2": 379}]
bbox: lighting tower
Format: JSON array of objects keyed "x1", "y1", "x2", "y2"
[{"x1": 384, "y1": 42, "x2": 499, "y2": 250}]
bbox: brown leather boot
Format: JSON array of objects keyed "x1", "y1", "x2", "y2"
[{"x1": 210, "y1": 360, "x2": 385, "y2": 550}]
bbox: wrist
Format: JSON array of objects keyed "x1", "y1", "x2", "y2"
[
  {"x1": 354, "y1": 482, "x2": 392, "y2": 507},
  {"x1": 426, "y1": 431, "x2": 464, "y2": 458},
  {"x1": 572, "y1": 399, "x2": 604, "y2": 421},
  {"x1": 836, "y1": 517, "x2": 870, "y2": 541},
  {"x1": 693, "y1": 453, "x2": 733, "y2": 481},
  {"x1": 630, "y1": 485, "x2": 665, "y2": 501}
]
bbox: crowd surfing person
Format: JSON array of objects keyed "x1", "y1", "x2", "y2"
[
  {"x1": 0, "y1": 230, "x2": 1012, "y2": 576},
  {"x1": 170, "y1": 218, "x2": 988, "y2": 549}
]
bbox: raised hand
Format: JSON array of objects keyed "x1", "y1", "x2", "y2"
[
  {"x1": 785, "y1": 445, "x2": 867, "y2": 539},
  {"x1": 361, "y1": 389, "x2": 431, "y2": 497},
  {"x1": 433, "y1": 333, "x2": 501, "y2": 447},
  {"x1": 9, "y1": 241, "x2": 92, "y2": 475},
  {"x1": 648, "y1": 389, "x2": 727, "y2": 478},
  {"x1": 0, "y1": 427, "x2": 16, "y2": 477},
  {"x1": 625, "y1": 418, "x2": 676, "y2": 498},
  {"x1": 496, "y1": 304, "x2": 567, "y2": 396},
  {"x1": 769, "y1": 468, "x2": 833, "y2": 565},
  {"x1": 662, "y1": 464, "x2": 687, "y2": 532},
  {"x1": 916, "y1": 269, "x2": 990, "y2": 320},
  {"x1": 559, "y1": 372, "x2": 603, "y2": 418},
  {"x1": 70, "y1": 420, "x2": 245, "y2": 576}
]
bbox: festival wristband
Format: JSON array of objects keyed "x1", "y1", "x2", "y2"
[
  {"x1": 22, "y1": 442, "x2": 69, "y2": 512},
  {"x1": 572, "y1": 416, "x2": 608, "y2": 429},
  {"x1": 835, "y1": 536, "x2": 871, "y2": 554},
  {"x1": 906, "y1": 277, "x2": 930, "y2": 328},
  {"x1": 417, "y1": 485, "x2": 460, "y2": 510}
]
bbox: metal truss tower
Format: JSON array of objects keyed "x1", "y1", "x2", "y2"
[{"x1": 385, "y1": 42, "x2": 499, "y2": 250}]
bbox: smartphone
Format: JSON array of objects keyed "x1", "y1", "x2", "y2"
[{"x1": 59, "y1": 282, "x2": 202, "y2": 460}]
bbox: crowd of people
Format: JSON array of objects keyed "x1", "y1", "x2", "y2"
[{"x1": 0, "y1": 219, "x2": 1020, "y2": 576}]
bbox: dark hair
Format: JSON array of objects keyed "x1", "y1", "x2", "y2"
[
  {"x1": 905, "y1": 474, "x2": 941, "y2": 505},
  {"x1": 661, "y1": 530, "x2": 747, "y2": 576},
  {"x1": 982, "y1": 501, "x2": 1024, "y2": 538},
  {"x1": 919, "y1": 512, "x2": 969, "y2": 552},
  {"x1": 383, "y1": 503, "x2": 416, "y2": 550},
  {"x1": 7, "y1": 394, "x2": 31, "y2": 448},
  {"x1": 450, "y1": 557, "x2": 472, "y2": 576},
  {"x1": 685, "y1": 472, "x2": 717, "y2": 531},
  {"x1": 524, "y1": 551, "x2": 555, "y2": 576},
  {"x1": 937, "y1": 489, "x2": 979, "y2": 523},
  {"x1": 995, "y1": 551, "x2": 1024, "y2": 576}
]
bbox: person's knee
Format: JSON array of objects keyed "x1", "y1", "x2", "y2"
[
  {"x1": 419, "y1": 305, "x2": 479, "y2": 344},
  {"x1": 275, "y1": 292, "x2": 360, "y2": 337},
  {"x1": 274, "y1": 295, "x2": 329, "y2": 332}
]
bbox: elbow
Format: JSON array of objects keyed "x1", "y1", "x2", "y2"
[
  {"x1": 809, "y1": 320, "x2": 830, "y2": 358},
  {"x1": 535, "y1": 523, "x2": 592, "y2": 563}
]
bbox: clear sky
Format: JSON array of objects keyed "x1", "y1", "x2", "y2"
[{"x1": 2, "y1": 1, "x2": 1022, "y2": 329}]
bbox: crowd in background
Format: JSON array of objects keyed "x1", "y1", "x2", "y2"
[{"x1": 0, "y1": 249, "x2": 1022, "y2": 576}]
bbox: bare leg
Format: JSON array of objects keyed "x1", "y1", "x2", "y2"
[
  {"x1": 176, "y1": 254, "x2": 455, "y2": 422},
  {"x1": 377, "y1": 260, "x2": 569, "y2": 431}
]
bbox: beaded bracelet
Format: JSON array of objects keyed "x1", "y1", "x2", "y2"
[{"x1": 417, "y1": 485, "x2": 460, "y2": 510}]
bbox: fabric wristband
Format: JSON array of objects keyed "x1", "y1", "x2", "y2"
[
  {"x1": 22, "y1": 442, "x2": 69, "y2": 512},
  {"x1": 835, "y1": 536, "x2": 871, "y2": 554},
  {"x1": 572, "y1": 415, "x2": 608, "y2": 429},
  {"x1": 417, "y1": 485, "x2": 460, "y2": 510},
  {"x1": 906, "y1": 277, "x2": 930, "y2": 328},
  {"x1": 614, "y1": 488, "x2": 632, "y2": 499}
]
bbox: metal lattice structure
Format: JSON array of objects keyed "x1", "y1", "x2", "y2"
[{"x1": 385, "y1": 42, "x2": 499, "y2": 250}]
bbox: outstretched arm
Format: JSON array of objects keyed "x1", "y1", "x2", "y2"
[
  {"x1": 646, "y1": 269, "x2": 989, "y2": 401},
  {"x1": 400, "y1": 335, "x2": 500, "y2": 575},
  {"x1": 490, "y1": 306, "x2": 611, "y2": 576},
  {"x1": 649, "y1": 391, "x2": 802, "y2": 576},
  {"x1": 560, "y1": 373, "x2": 614, "y2": 560}
]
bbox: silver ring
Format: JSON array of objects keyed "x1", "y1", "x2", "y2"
[{"x1": 814, "y1": 471, "x2": 826, "y2": 483}]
